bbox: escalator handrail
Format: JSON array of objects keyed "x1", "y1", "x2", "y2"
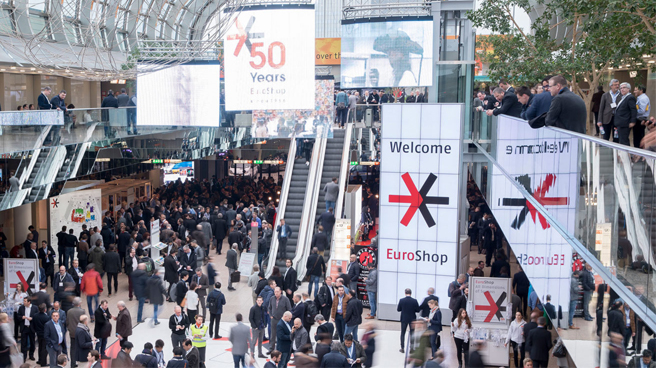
[
  {"x1": 473, "y1": 140, "x2": 656, "y2": 334},
  {"x1": 264, "y1": 133, "x2": 297, "y2": 278},
  {"x1": 330, "y1": 122, "x2": 354, "y2": 261},
  {"x1": 295, "y1": 127, "x2": 328, "y2": 281}
]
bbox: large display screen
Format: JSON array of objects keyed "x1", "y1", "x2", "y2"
[
  {"x1": 251, "y1": 79, "x2": 334, "y2": 139},
  {"x1": 378, "y1": 104, "x2": 462, "y2": 321},
  {"x1": 223, "y1": 5, "x2": 315, "y2": 111},
  {"x1": 137, "y1": 63, "x2": 221, "y2": 126},
  {"x1": 341, "y1": 19, "x2": 433, "y2": 88}
]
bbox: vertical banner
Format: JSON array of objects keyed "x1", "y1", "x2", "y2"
[
  {"x1": 333, "y1": 219, "x2": 352, "y2": 261},
  {"x1": 49, "y1": 189, "x2": 102, "y2": 248},
  {"x1": 490, "y1": 115, "x2": 579, "y2": 314},
  {"x1": 354, "y1": 243, "x2": 378, "y2": 307},
  {"x1": 4, "y1": 259, "x2": 40, "y2": 295},
  {"x1": 223, "y1": 5, "x2": 315, "y2": 111},
  {"x1": 378, "y1": 104, "x2": 463, "y2": 320}
]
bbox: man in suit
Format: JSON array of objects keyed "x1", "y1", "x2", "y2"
[
  {"x1": 525, "y1": 76, "x2": 554, "y2": 121},
  {"x1": 265, "y1": 350, "x2": 282, "y2": 368},
  {"x1": 346, "y1": 254, "x2": 361, "y2": 293},
  {"x1": 396, "y1": 288, "x2": 419, "y2": 353},
  {"x1": 268, "y1": 287, "x2": 292, "y2": 352},
  {"x1": 39, "y1": 241, "x2": 56, "y2": 288},
  {"x1": 277, "y1": 219, "x2": 292, "y2": 259},
  {"x1": 33, "y1": 303, "x2": 51, "y2": 366},
  {"x1": 38, "y1": 86, "x2": 53, "y2": 110},
  {"x1": 310, "y1": 227, "x2": 329, "y2": 258},
  {"x1": 117, "y1": 88, "x2": 130, "y2": 107},
  {"x1": 276, "y1": 312, "x2": 293, "y2": 368},
  {"x1": 318, "y1": 208, "x2": 336, "y2": 242},
  {"x1": 487, "y1": 87, "x2": 522, "y2": 118},
  {"x1": 179, "y1": 245, "x2": 197, "y2": 273},
  {"x1": 75, "y1": 315, "x2": 95, "y2": 365},
  {"x1": 291, "y1": 317, "x2": 309, "y2": 354},
  {"x1": 85, "y1": 350, "x2": 101, "y2": 368},
  {"x1": 499, "y1": 78, "x2": 515, "y2": 94},
  {"x1": 66, "y1": 298, "x2": 85, "y2": 367},
  {"x1": 306, "y1": 248, "x2": 326, "y2": 298},
  {"x1": 113, "y1": 341, "x2": 134, "y2": 367},
  {"x1": 283, "y1": 259, "x2": 298, "y2": 302},
  {"x1": 513, "y1": 267, "x2": 530, "y2": 316},
  {"x1": 50, "y1": 90, "x2": 67, "y2": 113},
  {"x1": 45, "y1": 310, "x2": 65, "y2": 368},
  {"x1": 344, "y1": 290, "x2": 363, "y2": 341},
  {"x1": 164, "y1": 251, "x2": 180, "y2": 300},
  {"x1": 291, "y1": 295, "x2": 306, "y2": 322},
  {"x1": 229, "y1": 313, "x2": 252, "y2": 367},
  {"x1": 213, "y1": 213, "x2": 229, "y2": 254},
  {"x1": 314, "y1": 314, "x2": 334, "y2": 342},
  {"x1": 545, "y1": 75, "x2": 587, "y2": 134},
  {"x1": 52, "y1": 265, "x2": 74, "y2": 303},
  {"x1": 317, "y1": 276, "x2": 335, "y2": 323},
  {"x1": 18, "y1": 296, "x2": 38, "y2": 361},
  {"x1": 613, "y1": 82, "x2": 638, "y2": 146},
  {"x1": 321, "y1": 344, "x2": 349, "y2": 367},
  {"x1": 448, "y1": 274, "x2": 468, "y2": 321},
  {"x1": 598, "y1": 79, "x2": 621, "y2": 141},
  {"x1": 192, "y1": 268, "x2": 210, "y2": 317},
  {"x1": 323, "y1": 177, "x2": 340, "y2": 213},
  {"x1": 225, "y1": 244, "x2": 239, "y2": 291},
  {"x1": 418, "y1": 288, "x2": 439, "y2": 318},
  {"x1": 526, "y1": 317, "x2": 552, "y2": 368},
  {"x1": 25, "y1": 239, "x2": 38, "y2": 259}
]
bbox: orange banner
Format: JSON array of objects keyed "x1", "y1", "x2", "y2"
[{"x1": 316, "y1": 38, "x2": 341, "y2": 65}]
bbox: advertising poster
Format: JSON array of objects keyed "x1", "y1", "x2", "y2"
[
  {"x1": 4, "y1": 259, "x2": 40, "y2": 296},
  {"x1": 223, "y1": 5, "x2": 315, "y2": 111},
  {"x1": 316, "y1": 38, "x2": 341, "y2": 65},
  {"x1": 490, "y1": 115, "x2": 579, "y2": 313},
  {"x1": 341, "y1": 19, "x2": 433, "y2": 88},
  {"x1": 49, "y1": 189, "x2": 102, "y2": 248},
  {"x1": 471, "y1": 277, "x2": 511, "y2": 324},
  {"x1": 332, "y1": 219, "x2": 352, "y2": 261},
  {"x1": 137, "y1": 62, "x2": 221, "y2": 126},
  {"x1": 354, "y1": 243, "x2": 378, "y2": 307},
  {"x1": 378, "y1": 104, "x2": 463, "y2": 320},
  {"x1": 251, "y1": 79, "x2": 334, "y2": 139}
]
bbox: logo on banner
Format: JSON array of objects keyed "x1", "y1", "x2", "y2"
[
  {"x1": 499, "y1": 174, "x2": 568, "y2": 230},
  {"x1": 357, "y1": 247, "x2": 377, "y2": 267},
  {"x1": 227, "y1": 16, "x2": 286, "y2": 72},
  {"x1": 227, "y1": 17, "x2": 263, "y2": 56},
  {"x1": 475, "y1": 291, "x2": 507, "y2": 322},
  {"x1": 389, "y1": 173, "x2": 449, "y2": 228},
  {"x1": 10, "y1": 271, "x2": 36, "y2": 293}
]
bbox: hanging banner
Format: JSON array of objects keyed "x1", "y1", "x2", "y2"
[
  {"x1": 223, "y1": 5, "x2": 315, "y2": 111},
  {"x1": 316, "y1": 38, "x2": 341, "y2": 65},
  {"x1": 378, "y1": 104, "x2": 463, "y2": 320},
  {"x1": 490, "y1": 115, "x2": 579, "y2": 315}
]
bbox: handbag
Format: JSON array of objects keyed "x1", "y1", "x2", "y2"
[
  {"x1": 304, "y1": 255, "x2": 322, "y2": 282},
  {"x1": 231, "y1": 271, "x2": 241, "y2": 282},
  {"x1": 552, "y1": 339, "x2": 566, "y2": 358},
  {"x1": 9, "y1": 345, "x2": 23, "y2": 367},
  {"x1": 100, "y1": 323, "x2": 112, "y2": 338},
  {"x1": 180, "y1": 296, "x2": 187, "y2": 308}
]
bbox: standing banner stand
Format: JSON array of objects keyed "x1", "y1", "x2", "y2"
[
  {"x1": 4, "y1": 259, "x2": 40, "y2": 298},
  {"x1": 469, "y1": 277, "x2": 511, "y2": 366}
]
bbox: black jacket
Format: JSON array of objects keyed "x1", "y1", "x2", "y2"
[
  {"x1": 166, "y1": 357, "x2": 189, "y2": 368},
  {"x1": 50, "y1": 95, "x2": 66, "y2": 112},
  {"x1": 101, "y1": 94, "x2": 119, "y2": 108},
  {"x1": 94, "y1": 307, "x2": 112, "y2": 338},
  {"x1": 213, "y1": 218, "x2": 228, "y2": 240},
  {"x1": 38, "y1": 246, "x2": 56, "y2": 271},
  {"x1": 545, "y1": 87, "x2": 587, "y2": 133},
  {"x1": 227, "y1": 230, "x2": 243, "y2": 248},
  {"x1": 284, "y1": 267, "x2": 298, "y2": 293},
  {"x1": 513, "y1": 271, "x2": 530, "y2": 295},
  {"x1": 492, "y1": 92, "x2": 522, "y2": 118},
  {"x1": 32, "y1": 312, "x2": 50, "y2": 337},
  {"x1": 185, "y1": 346, "x2": 200, "y2": 368},
  {"x1": 147, "y1": 275, "x2": 167, "y2": 305},
  {"x1": 419, "y1": 295, "x2": 439, "y2": 318},
  {"x1": 175, "y1": 280, "x2": 188, "y2": 305},
  {"x1": 249, "y1": 304, "x2": 265, "y2": 329},
  {"x1": 164, "y1": 255, "x2": 179, "y2": 285},
  {"x1": 614, "y1": 93, "x2": 638, "y2": 128},
  {"x1": 17, "y1": 304, "x2": 38, "y2": 331},
  {"x1": 317, "y1": 283, "x2": 334, "y2": 309},
  {"x1": 169, "y1": 313, "x2": 190, "y2": 336},
  {"x1": 131, "y1": 269, "x2": 148, "y2": 299},
  {"x1": 103, "y1": 251, "x2": 121, "y2": 273},
  {"x1": 179, "y1": 251, "x2": 197, "y2": 271},
  {"x1": 207, "y1": 289, "x2": 226, "y2": 315},
  {"x1": 306, "y1": 253, "x2": 326, "y2": 277},
  {"x1": 347, "y1": 262, "x2": 361, "y2": 283},
  {"x1": 311, "y1": 232, "x2": 329, "y2": 252},
  {"x1": 397, "y1": 296, "x2": 420, "y2": 323},
  {"x1": 344, "y1": 298, "x2": 363, "y2": 327},
  {"x1": 315, "y1": 322, "x2": 335, "y2": 342},
  {"x1": 38, "y1": 93, "x2": 52, "y2": 110},
  {"x1": 320, "y1": 351, "x2": 348, "y2": 367},
  {"x1": 580, "y1": 269, "x2": 595, "y2": 292},
  {"x1": 75, "y1": 326, "x2": 94, "y2": 362},
  {"x1": 608, "y1": 308, "x2": 626, "y2": 336},
  {"x1": 526, "y1": 326, "x2": 552, "y2": 362}
]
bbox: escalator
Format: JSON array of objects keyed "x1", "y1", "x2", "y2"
[
  {"x1": 313, "y1": 129, "x2": 346, "y2": 258},
  {"x1": 23, "y1": 149, "x2": 49, "y2": 189},
  {"x1": 276, "y1": 157, "x2": 310, "y2": 272}
]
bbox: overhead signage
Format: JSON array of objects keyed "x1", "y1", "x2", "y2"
[
  {"x1": 223, "y1": 5, "x2": 315, "y2": 110},
  {"x1": 378, "y1": 104, "x2": 463, "y2": 320},
  {"x1": 491, "y1": 115, "x2": 579, "y2": 312}
]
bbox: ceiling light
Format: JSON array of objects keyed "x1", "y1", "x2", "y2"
[
  {"x1": 10, "y1": 66, "x2": 15, "y2": 70},
  {"x1": 643, "y1": 54, "x2": 651, "y2": 58},
  {"x1": 30, "y1": 67, "x2": 35, "y2": 71},
  {"x1": 38, "y1": 71, "x2": 42, "y2": 73},
  {"x1": 637, "y1": 63, "x2": 643, "y2": 65},
  {"x1": 0, "y1": 69, "x2": 5, "y2": 72},
  {"x1": 608, "y1": 67, "x2": 613, "y2": 70},
  {"x1": 649, "y1": 61, "x2": 655, "y2": 64},
  {"x1": 19, "y1": 70, "x2": 24, "y2": 72}
]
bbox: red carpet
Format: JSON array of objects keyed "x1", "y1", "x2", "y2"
[{"x1": 356, "y1": 224, "x2": 378, "y2": 246}]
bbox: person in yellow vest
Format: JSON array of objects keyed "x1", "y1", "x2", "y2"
[{"x1": 187, "y1": 314, "x2": 208, "y2": 368}]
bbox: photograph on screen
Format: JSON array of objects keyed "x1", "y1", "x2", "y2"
[
  {"x1": 341, "y1": 19, "x2": 433, "y2": 88},
  {"x1": 251, "y1": 79, "x2": 334, "y2": 139},
  {"x1": 137, "y1": 62, "x2": 221, "y2": 126}
]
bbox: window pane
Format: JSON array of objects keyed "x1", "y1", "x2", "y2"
[
  {"x1": 0, "y1": 10, "x2": 13, "y2": 34},
  {"x1": 64, "y1": 22, "x2": 78, "y2": 43},
  {"x1": 29, "y1": 15, "x2": 46, "y2": 34}
]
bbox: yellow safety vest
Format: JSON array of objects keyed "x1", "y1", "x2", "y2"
[{"x1": 189, "y1": 324, "x2": 208, "y2": 348}]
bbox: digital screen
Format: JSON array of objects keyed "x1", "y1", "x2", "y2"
[
  {"x1": 223, "y1": 6, "x2": 315, "y2": 111},
  {"x1": 137, "y1": 63, "x2": 221, "y2": 126},
  {"x1": 341, "y1": 19, "x2": 433, "y2": 88},
  {"x1": 251, "y1": 79, "x2": 334, "y2": 139}
]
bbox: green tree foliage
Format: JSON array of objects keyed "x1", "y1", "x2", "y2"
[{"x1": 469, "y1": 0, "x2": 656, "y2": 132}]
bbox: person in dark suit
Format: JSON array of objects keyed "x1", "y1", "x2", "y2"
[
  {"x1": 314, "y1": 315, "x2": 334, "y2": 342},
  {"x1": 265, "y1": 350, "x2": 282, "y2": 368},
  {"x1": 545, "y1": 75, "x2": 587, "y2": 134},
  {"x1": 179, "y1": 245, "x2": 197, "y2": 273},
  {"x1": 212, "y1": 213, "x2": 228, "y2": 254},
  {"x1": 320, "y1": 344, "x2": 349, "y2": 367},
  {"x1": 277, "y1": 312, "x2": 293, "y2": 368},
  {"x1": 425, "y1": 299, "x2": 442, "y2": 356},
  {"x1": 598, "y1": 79, "x2": 621, "y2": 141},
  {"x1": 318, "y1": 209, "x2": 336, "y2": 241},
  {"x1": 38, "y1": 87, "x2": 53, "y2": 110},
  {"x1": 291, "y1": 295, "x2": 306, "y2": 322},
  {"x1": 613, "y1": 82, "x2": 638, "y2": 146},
  {"x1": 33, "y1": 303, "x2": 50, "y2": 366},
  {"x1": 102, "y1": 245, "x2": 121, "y2": 296},
  {"x1": 283, "y1": 259, "x2": 298, "y2": 303},
  {"x1": 306, "y1": 248, "x2": 326, "y2": 299},
  {"x1": 499, "y1": 79, "x2": 515, "y2": 94},
  {"x1": 513, "y1": 267, "x2": 530, "y2": 316},
  {"x1": 418, "y1": 288, "x2": 439, "y2": 318},
  {"x1": 44, "y1": 310, "x2": 65, "y2": 368},
  {"x1": 225, "y1": 244, "x2": 239, "y2": 291},
  {"x1": 487, "y1": 88, "x2": 522, "y2": 118},
  {"x1": 39, "y1": 241, "x2": 57, "y2": 288},
  {"x1": 276, "y1": 219, "x2": 292, "y2": 259},
  {"x1": 346, "y1": 254, "x2": 361, "y2": 293},
  {"x1": 164, "y1": 251, "x2": 180, "y2": 300},
  {"x1": 526, "y1": 317, "x2": 552, "y2": 368},
  {"x1": 18, "y1": 297, "x2": 38, "y2": 361},
  {"x1": 607, "y1": 299, "x2": 626, "y2": 337},
  {"x1": 74, "y1": 315, "x2": 95, "y2": 364},
  {"x1": 317, "y1": 276, "x2": 335, "y2": 323},
  {"x1": 469, "y1": 340, "x2": 486, "y2": 368},
  {"x1": 484, "y1": 223, "x2": 501, "y2": 267},
  {"x1": 113, "y1": 341, "x2": 134, "y2": 367},
  {"x1": 181, "y1": 339, "x2": 199, "y2": 368},
  {"x1": 310, "y1": 227, "x2": 329, "y2": 257},
  {"x1": 93, "y1": 301, "x2": 112, "y2": 359},
  {"x1": 396, "y1": 288, "x2": 420, "y2": 353},
  {"x1": 50, "y1": 90, "x2": 67, "y2": 113}
]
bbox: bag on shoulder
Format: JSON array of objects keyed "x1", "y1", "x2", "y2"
[
  {"x1": 169, "y1": 281, "x2": 178, "y2": 300},
  {"x1": 552, "y1": 339, "x2": 566, "y2": 358},
  {"x1": 305, "y1": 300, "x2": 318, "y2": 325},
  {"x1": 180, "y1": 296, "x2": 187, "y2": 308}
]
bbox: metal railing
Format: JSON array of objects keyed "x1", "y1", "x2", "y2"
[{"x1": 331, "y1": 121, "x2": 354, "y2": 260}]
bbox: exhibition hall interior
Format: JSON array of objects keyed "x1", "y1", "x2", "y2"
[{"x1": 0, "y1": 0, "x2": 654, "y2": 367}]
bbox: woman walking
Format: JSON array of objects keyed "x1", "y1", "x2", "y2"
[
  {"x1": 505, "y1": 311, "x2": 526, "y2": 367},
  {"x1": 451, "y1": 308, "x2": 471, "y2": 368},
  {"x1": 426, "y1": 299, "x2": 442, "y2": 356}
]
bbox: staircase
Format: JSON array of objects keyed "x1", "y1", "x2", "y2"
[
  {"x1": 313, "y1": 129, "x2": 346, "y2": 258},
  {"x1": 276, "y1": 158, "x2": 310, "y2": 272}
]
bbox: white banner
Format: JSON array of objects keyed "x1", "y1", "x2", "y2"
[
  {"x1": 49, "y1": 189, "x2": 102, "y2": 248},
  {"x1": 491, "y1": 115, "x2": 579, "y2": 311},
  {"x1": 223, "y1": 5, "x2": 315, "y2": 111},
  {"x1": 4, "y1": 259, "x2": 40, "y2": 295},
  {"x1": 333, "y1": 219, "x2": 352, "y2": 261},
  {"x1": 470, "y1": 277, "x2": 511, "y2": 324},
  {"x1": 378, "y1": 104, "x2": 463, "y2": 317}
]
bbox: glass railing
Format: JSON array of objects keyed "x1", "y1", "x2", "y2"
[{"x1": 470, "y1": 114, "x2": 656, "y2": 367}]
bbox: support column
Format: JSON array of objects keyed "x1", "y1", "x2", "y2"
[{"x1": 13, "y1": 203, "x2": 32, "y2": 247}]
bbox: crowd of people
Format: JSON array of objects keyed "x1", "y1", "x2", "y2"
[{"x1": 334, "y1": 87, "x2": 429, "y2": 126}]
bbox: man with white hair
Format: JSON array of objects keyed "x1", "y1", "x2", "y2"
[
  {"x1": 598, "y1": 78, "x2": 621, "y2": 141},
  {"x1": 614, "y1": 81, "x2": 638, "y2": 146},
  {"x1": 115, "y1": 301, "x2": 132, "y2": 348}
]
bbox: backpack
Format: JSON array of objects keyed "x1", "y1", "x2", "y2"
[
  {"x1": 140, "y1": 257, "x2": 154, "y2": 276},
  {"x1": 207, "y1": 293, "x2": 217, "y2": 309},
  {"x1": 169, "y1": 281, "x2": 178, "y2": 300},
  {"x1": 305, "y1": 300, "x2": 318, "y2": 326}
]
